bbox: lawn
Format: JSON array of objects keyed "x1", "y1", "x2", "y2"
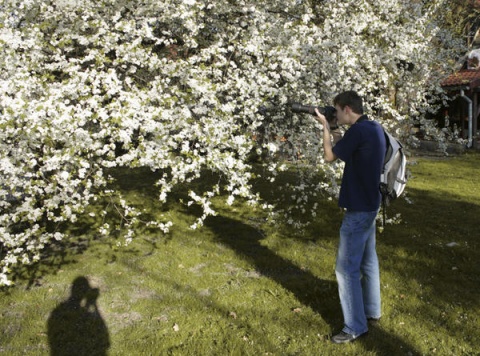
[{"x1": 1, "y1": 152, "x2": 479, "y2": 355}]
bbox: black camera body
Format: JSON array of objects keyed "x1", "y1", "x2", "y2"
[{"x1": 291, "y1": 103, "x2": 338, "y2": 129}]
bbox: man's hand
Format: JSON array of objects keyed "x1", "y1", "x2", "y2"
[
  {"x1": 315, "y1": 108, "x2": 337, "y2": 162},
  {"x1": 314, "y1": 108, "x2": 329, "y2": 129}
]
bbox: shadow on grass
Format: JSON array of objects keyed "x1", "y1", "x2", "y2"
[
  {"x1": 388, "y1": 186, "x2": 480, "y2": 294},
  {"x1": 47, "y1": 276, "x2": 110, "y2": 356},
  {"x1": 7, "y1": 236, "x2": 92, "y2": 290},
  {"x1": 206, "y1": 215, "x2": 421, "y2": 354},
  {"x1": 379, "y1": 187, "x2": 480, "y2": 350},
  {"x1": 360, "y1": 323, "x2": 422, "y2": 355},
  {"x1": 4, "y1": 167, "x2": 157, "y2": 289},
  {"x1": 206, "y1": 215, "x2": 341, "y2": 331}
]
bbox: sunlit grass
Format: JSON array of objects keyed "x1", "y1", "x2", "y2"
[{"x1": 1, "y1": 153, "x2": 479, "y2": 355}]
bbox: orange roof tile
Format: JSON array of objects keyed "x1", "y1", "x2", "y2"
[{"x1": 441, "y1": 69, "x2": 480, "y2": 89}]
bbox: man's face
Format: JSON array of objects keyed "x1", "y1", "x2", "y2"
[{"x1": 335, "y1": 104, "x2": 347, "y2": 125}]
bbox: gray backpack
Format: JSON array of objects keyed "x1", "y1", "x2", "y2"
[{"x1": 379, "y1": 130, "x2": 407, "y2": 226}]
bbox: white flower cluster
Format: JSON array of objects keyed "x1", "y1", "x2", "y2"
[{"x1": 0, "y1": 0, "x2": 464, "y2": 285}]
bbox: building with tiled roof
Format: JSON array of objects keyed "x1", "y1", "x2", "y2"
[
  {"x1": 441, "y1": 69, "x2": 480, "y2": 89},
  {"x1": 440, "y1": 50, "x2": 480, "y2": 148}
]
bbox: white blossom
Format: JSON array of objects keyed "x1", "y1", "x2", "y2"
[{"x1": 0, "y1": 0, "x2": 465, "y2": 286}]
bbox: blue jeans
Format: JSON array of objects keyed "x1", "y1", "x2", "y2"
[{"x1": 335, "y1": 210, "x2": 381, "y2": 336}]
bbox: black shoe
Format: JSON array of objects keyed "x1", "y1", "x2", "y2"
[
  {"x1": 367, "y1": 317, "x2": 380, "y2": 324},
  {"x1": 331, "y1": 331, "x2": 367, "y2": 344}
]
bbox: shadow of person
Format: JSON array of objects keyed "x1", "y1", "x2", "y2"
[
  {"x1": 47, "y1": 276, "x2": 110, "y2": 356},
  {"x1": 205, "y1": 215, "x2": 341, "y2": 331},
  {"x1": 361, "y1": 322, "x2": 422, "y2": 355}
]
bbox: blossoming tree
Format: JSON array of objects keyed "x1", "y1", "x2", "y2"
[{"x1": 0, "y1": 0, "x2": 464, "y2": 285}]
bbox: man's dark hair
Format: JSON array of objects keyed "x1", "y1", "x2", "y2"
[{"x1": 333, "y1": 90, "x2": 364, "y2": 115}]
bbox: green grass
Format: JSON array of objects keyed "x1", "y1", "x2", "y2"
[{"x1": 1, "y1": 153, "x2": 480, "y2": 355}]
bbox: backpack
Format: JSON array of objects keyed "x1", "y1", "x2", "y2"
[{"x1": 379, "y1": 130, "x2": 407, "y2": 226}]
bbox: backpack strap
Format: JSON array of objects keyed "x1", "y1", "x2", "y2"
[{"x1": 382, "y1": 193, "x2": 387, "y2": 228}]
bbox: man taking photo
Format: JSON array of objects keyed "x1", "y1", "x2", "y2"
[{"x1": 315, "y1": 90, "x2": 386, "y2": 344}]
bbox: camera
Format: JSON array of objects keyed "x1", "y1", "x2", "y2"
[{"x1": 291, "y1": 103, "x2": 338, "y2": 129}]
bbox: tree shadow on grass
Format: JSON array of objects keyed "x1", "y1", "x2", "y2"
[
  {"x1": 377, "y1": 187, "x2": 480, "y2": 353},
  {"x1": 205, "y1": 214, "x2": 341, "y2": 332},
  {"x1": 7, "y1": 236, "x2": 92, "y2": 290},
  {"x1": 206, "y1": 214, "x2": 421, "y2": 354}
]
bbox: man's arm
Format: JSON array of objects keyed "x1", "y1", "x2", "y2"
[{"x1": 315, "y1": 109, "x2": 339, "y2": 162}]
